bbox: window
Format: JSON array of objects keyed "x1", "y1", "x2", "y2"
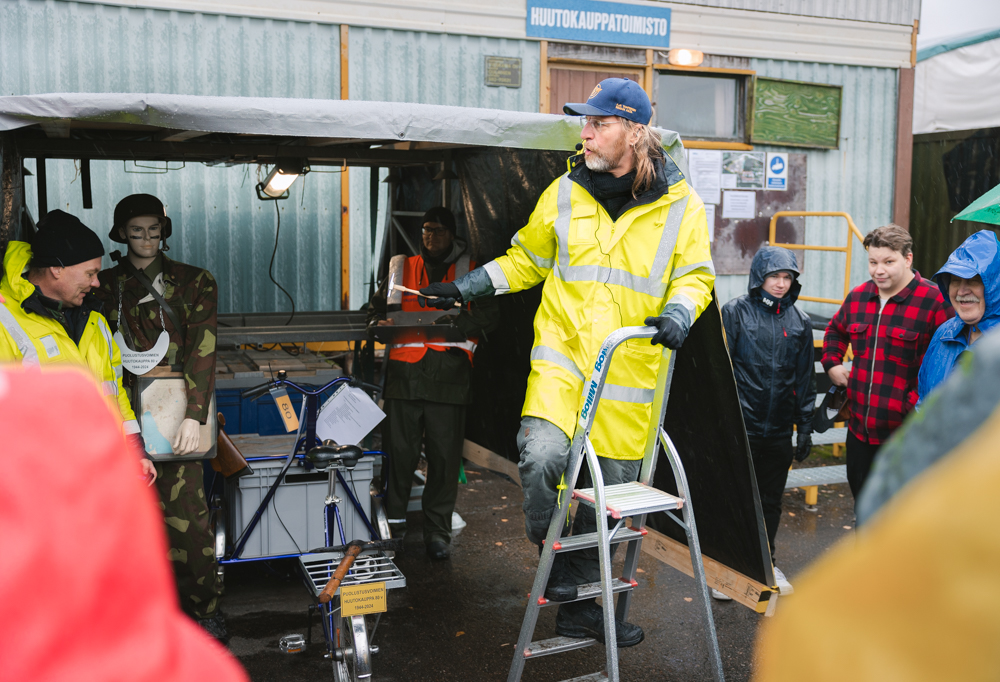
[{"x1": 655, "y1": 71, "x2": 749, "y2": 143}]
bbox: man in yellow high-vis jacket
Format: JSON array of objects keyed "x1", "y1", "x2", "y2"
[
  {"x1": 0, "y1": 211, "x2": 155, "y2": 484},
  {"x1": 420, "y1": 78, "x2": 714, "y2": 646}
]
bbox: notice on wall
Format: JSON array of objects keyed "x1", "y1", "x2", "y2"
[
  {"x1": 722, "y1": 152, "x2": 765, "y2": 190},
  {"x1": 722, "y1": 190, "x2": 756, "y2": 220},
  {"x1": 766, "y1": 152, "x2": 788, "y2": 191},
  {"x1": 316, "y1": 385, "x2": 386, "y2": 446},
  {"x1": 484, "y1": 56, "x2": 522, "y2": 88},
  {"x1": 705, "y1": 204, "x2": 716, "y2": 242},
  {"x1": 688, "y1": 149, "x2": 722, "y2": 205}
]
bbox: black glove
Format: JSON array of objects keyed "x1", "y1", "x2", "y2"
[
  {"x1": 794, "y1": 433, "x2": 813, "y2": 462},
  {"x1": 644, "y1": 316, "x2": 686, "y2": 349},
  {"x1": 418, "y1": 282, "x2": 462, "y2": 309}
]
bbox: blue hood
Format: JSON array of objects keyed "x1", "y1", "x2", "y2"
[
  {"x1": 934, "y1": 230, "x2": 1000, "y2": 331},
  {"x1": 748, "y1": 246, "x2": 801, "y2": 304}
]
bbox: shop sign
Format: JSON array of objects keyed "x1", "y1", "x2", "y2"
[{"x1": 526, "y1": 0, "x2": 671, "y2": 48}]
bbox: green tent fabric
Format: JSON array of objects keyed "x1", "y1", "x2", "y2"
[{"x1": 953, "y1": 183, "x2": 1000, "y2": 226}]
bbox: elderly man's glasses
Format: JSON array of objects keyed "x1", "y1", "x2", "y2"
[
  {"x1": 422, "y1": 225, "x2": 450, "y2": 236},
  {"x1": 583, "y1": 117, "x2": 621, "y2": 132}
]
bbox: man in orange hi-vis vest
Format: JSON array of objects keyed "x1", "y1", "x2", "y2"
[{"x1": 367, "y1": 207, "x2": 499, "y2": 560}]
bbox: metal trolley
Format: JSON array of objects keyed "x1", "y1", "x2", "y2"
[{"x1": 215, "y1": 373, "x2": 406, "y2": 682}]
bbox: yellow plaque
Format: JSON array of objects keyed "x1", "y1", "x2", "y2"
[
  {"x1": 269, "y1": 388, "x2": 300, "y2": 433},
  {"x1": 340, "y1": 582, "x2": 387, "y2": 616}
]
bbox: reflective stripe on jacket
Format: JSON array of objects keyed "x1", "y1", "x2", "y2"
[
  {"x1": 0, "y1": 241, "x2": 139, "y2": 434},
  {"x1": 389, "y1": 253, "x2": 477, "y2": 363},
  {"x1": 488, "y1": 163, "x2": 714, "y2": 460}
]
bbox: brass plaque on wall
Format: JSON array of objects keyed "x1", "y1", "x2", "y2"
[{"x1": 485, "y1": 56, "x2": 522, "y2": 88}]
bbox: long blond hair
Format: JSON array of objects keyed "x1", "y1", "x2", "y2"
[{"x1": 620, "y1": 120, "x2": 664, "y2": 197}]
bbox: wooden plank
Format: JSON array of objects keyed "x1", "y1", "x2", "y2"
[
  {"x1": 340, "y1": 23, "x2": 351, "y2": 311},
  {"x1": 462, "y1": 439, "x2": 520, "y2": 486},
  {"x1": 893, "y1": 67, "x2": 915, "y2": 229},
  {"x1": 641, "y1": 527, "x2": 776, "y2": 615},
  {"x1": 751, "y1": 77, "x2": 842, "y2": 149}
]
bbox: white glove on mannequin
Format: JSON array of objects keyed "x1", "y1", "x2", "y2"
[{"x1": 172, "y1": 418, "x2": 201, "y2": 456}]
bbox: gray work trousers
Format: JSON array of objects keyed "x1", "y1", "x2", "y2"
[{"x1": 517, "y1": 416, "x2": 642, "y2": 585}]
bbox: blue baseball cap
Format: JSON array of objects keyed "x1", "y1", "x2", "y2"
[{"x1": 563, "y1": 78, "x2": 652, "y2": 124}]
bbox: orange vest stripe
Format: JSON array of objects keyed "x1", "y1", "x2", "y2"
[{"x1": 388, "y1": 254, "x2": 477, "y2": 364}]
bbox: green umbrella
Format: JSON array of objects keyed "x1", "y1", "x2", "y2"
[{"x1": 952, "y1": 182, "x2": 1000, "y2": 225}]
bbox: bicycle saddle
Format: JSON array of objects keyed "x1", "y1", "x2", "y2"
[{"x1": 306, "y1": 440, "x2": 363, "y2": 469}]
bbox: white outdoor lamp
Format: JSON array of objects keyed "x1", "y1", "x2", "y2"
[
  {"x1": 256, "y1": 160, "x2": 308, "y2": 200},
  {"x1": 667, "y1": 49, "x2": 705, "y2": 67}
]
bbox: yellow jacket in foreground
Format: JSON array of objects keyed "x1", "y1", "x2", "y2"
[
  {"x1": 0, "y1": 241, "x2": 139, "y2": 434},
  {"x1": 484, "y1": 156, "x2": 714, "y2": 459}
]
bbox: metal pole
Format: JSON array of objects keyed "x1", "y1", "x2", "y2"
[{"x1": 36, "y1": 157, "x2": 47, "y2": 220}]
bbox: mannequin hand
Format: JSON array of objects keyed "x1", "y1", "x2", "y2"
[
  {"x1": 172, "y1": 418, "x2": 201, "y2": 456},
  {"x1": 644, "y1": 316, "x2": 686, "y2": 349},
  {"x1": 140, "y1": 458, "x2": 157, "y2": 486},
  {"x1": 418, "y1": 282, "x2": 461, "y2": 309},
  {"x1": 794, "y1": 433, "x2": 813, "y2": 462}
]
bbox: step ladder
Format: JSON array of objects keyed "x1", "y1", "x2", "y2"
[{"x1": 507, "y1": 326, "x2": 725, "y2": 682}]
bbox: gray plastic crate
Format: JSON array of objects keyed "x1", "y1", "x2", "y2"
[{"x1": 229, "y1": 456, "x2": 375, "y2": 559}]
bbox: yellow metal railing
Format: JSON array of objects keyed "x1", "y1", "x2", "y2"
[{"x1": 767, "y1": 211, "x2": 866, "y2": 305}]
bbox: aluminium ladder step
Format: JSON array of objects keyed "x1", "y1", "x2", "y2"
[
  {"x1": 573, "y1": 481, "x2": 683, "y2": 519},
  {"x1": 538, "y1": 577, "x2": 638, "y2": 607},
  {"x1": 560, "y1": 673, "x2": 608, "y2": 681},
  {"x1": 525, "y1": 635, "x2": 597, "y2": 659},
  {"x1": 545, "y1": 526, "x2": 646, "y2": 552}
]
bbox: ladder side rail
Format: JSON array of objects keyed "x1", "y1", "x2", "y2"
[
  {"x1": 584, "y1": 435, "x2": 621, "y2": 682},
  {"x1": 614, "y1": 510, "x2": 647, "y2": 622},
  {"x1": 659, "y1": 429, "x2": 725, "y2": 682},
  {"x1": 639, "y1": 347, "x2": 676, "y2": 486}
]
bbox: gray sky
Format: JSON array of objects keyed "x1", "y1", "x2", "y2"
[{"x1": 918, "y1": 0, "x2": 1000, "y2": 48}]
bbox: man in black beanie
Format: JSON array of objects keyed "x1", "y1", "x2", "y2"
[{"x1": 0, "y1": 210, "x2": 155, "y2": 483}]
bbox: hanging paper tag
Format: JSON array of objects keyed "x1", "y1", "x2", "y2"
[{"x1": 269, "y1": 387, "x2": 300, "y2": 433}]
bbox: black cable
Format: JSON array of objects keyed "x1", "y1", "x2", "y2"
[
  {"x1": 271, "y1": 495, "x2": 303, "y2": 555},
  {"x1": 269, "y1": 200, "x2": 297, "y2": 326}
]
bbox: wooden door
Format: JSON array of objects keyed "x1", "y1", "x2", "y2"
[{"x1": 548, "y1": 67, "x2": 644, "y2": 115}]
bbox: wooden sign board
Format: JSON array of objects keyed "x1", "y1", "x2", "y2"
[{"x1": 751, "y1": 77, "x2": 842, "y2": 149}]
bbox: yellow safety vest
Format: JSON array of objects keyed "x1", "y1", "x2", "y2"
[
  {"x1": 0, "y1": 241, "x2": 139, "y2": 435},
  {"x1": 485, "y1": 166, "x2": 714, "y2": 460}
]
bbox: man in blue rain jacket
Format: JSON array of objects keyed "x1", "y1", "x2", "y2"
[{"x1": 918, "y1": 230, "x2": 999, "y2": 403}]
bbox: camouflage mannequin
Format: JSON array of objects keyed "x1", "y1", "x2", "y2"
[{"x1": 93, "y1": 194, "x2": 226, "y2": 641}]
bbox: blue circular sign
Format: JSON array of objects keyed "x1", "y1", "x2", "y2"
[{"x1": 770, "y1": 156, "x2": 785, "y2": 173}]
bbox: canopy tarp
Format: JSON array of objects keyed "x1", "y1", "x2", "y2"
[{"x1": 0, "y1": 92, "x2": 687, "y2": 172}]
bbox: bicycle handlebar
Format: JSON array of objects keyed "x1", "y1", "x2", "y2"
[{"x1": 240, "y1": 375, "x2": 381, "y2": 401}]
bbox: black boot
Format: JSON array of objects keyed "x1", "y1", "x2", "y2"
[
  {"x1": 555, "y1": 600, "x2": 644, "y2": 647},
  {"x1": 197, "y1": 611, "x2": 230, "y2": 644},
  {"x1": 544, "y1": 554, "x2": 579, "y2": 602}
]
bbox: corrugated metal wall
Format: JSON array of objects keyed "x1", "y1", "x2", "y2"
[
  {"x1": 346, "y1": 26, "x2": 540, "y2": 308},
  {"x1": 662, "y1": 0, "x2": 920, "y2": 26},
  {"x1": 713, "y1": 61, "x2": 899, "y2": 319},
  {"x1": 1, "y1": 0, "x2": 342, "y2": 314}
]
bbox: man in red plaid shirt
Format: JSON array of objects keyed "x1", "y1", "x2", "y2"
[{"x1": 822, "y1": 224, "x2": 952, "y2": 504}]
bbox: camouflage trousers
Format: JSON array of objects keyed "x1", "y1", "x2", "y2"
[{"x1": 153, "y1": 460, "x2": 223, "y2": 619}]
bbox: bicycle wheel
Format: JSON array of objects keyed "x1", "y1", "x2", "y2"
[{"x1": 333, "y1": 614, "x2": 371, "y2": 682}]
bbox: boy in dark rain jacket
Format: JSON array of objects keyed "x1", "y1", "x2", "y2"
[{"x1": 722, "y1": 246, "x2": 816, "y2": 597}]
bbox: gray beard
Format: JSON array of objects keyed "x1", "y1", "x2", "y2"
[{"x1": 584, "y1": 137, "x2": 628, "y2": 173}]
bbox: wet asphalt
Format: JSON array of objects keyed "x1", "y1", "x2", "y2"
[{"x1": 223, "y1": 455, "x2": 856, "y2": 682}]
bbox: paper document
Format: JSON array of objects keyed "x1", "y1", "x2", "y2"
[
  {"x1": 316, "y1": 385, "x2": 386, "y2": 446},
  {"x1": 688, "y1": 149, "x2": 722, "y2": 205},
  {"x1": 705, "y1": 204, "x2": 716, "y2": 242},
  {"x1": 722, "y1": 191, "x2": 756, "y2": 220}
]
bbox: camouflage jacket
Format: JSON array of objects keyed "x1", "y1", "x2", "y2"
[{"x1": 94, "y1": 253, "x2": 218, "y2": 424}]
